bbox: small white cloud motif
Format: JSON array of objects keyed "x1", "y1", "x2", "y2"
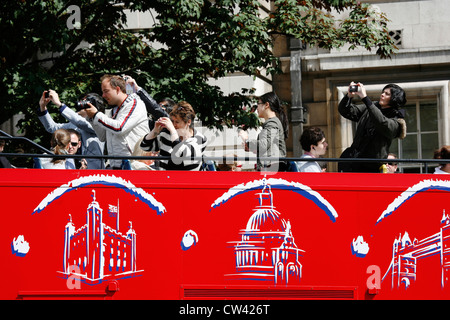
[
  {"x1": 11, "y1": 235, "x2": 30, "y2": 257},
  {"x1": 181, "y1": 230, "x2": 198, "y2": 251},
  {"x1": 352, "y1": 235, "x2": 369, "y2": 258}
]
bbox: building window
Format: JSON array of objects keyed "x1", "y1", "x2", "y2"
[
  {"x1": 389, "y1": 30, "x2": 402, "y2": 48},
  {"x1": 391, "y1": 100, "x2": 439, "y2": 173}
]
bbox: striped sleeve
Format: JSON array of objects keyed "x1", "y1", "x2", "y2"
[
  {"x1": 168, "y1": 130, "x2": 207, "y2": 171},
  {"x1": 95, "y1": 96, "x2": 144, "y2": 135}
]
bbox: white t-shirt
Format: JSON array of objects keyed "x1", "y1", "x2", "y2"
[
  {"x1": 41, "y1": 157, "x2": 76, "y2": 169},
  {"x1": 434, "y1": 167, "x2": 450, "y2": 174},
  {"x1": 296, "y1": 154, "x2": 322, "y2": 172}
]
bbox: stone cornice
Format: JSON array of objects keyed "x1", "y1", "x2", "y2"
[{"x1": 301, "y1": 47, "x2": 450, "y2": 71}]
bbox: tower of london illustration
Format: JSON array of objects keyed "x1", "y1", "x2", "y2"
[
  {"x1": 227, "y1": 181, "x2": 304, "y2": 284},
  {"x1": 61, "y1": 190, "x2": 142, "y2": 284}
]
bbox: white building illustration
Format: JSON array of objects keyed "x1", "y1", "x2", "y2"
[
  {"x1": 384, "y1": 210, "x2": 450, "y2": 289},
  {"x1": 227, "y1": 181, "x2": 304, "y2": 284},
  {"x1": 61, "y1": 190, "x2": 142, "y2": 284}
]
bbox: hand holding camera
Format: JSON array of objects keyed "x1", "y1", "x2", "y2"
[
  {"x1": 349, "y1": 84, "x2": 359, "y2": 93},
  {"x1": 39, "y1": 89, "x2": 62, "y2": 111},
  {"x1": 156, "y1": 117, "x2": 176, "y2": 133},
  {"x1": 348, "y1": 82, "x2": 366, "y2": 98},
  {"x1": 76, "y1": 96, "x2": 97, "y2": 111},
  {"x1": 122, "y1": 74, "x2": 138, "y2": 94}
]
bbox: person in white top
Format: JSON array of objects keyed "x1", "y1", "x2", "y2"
[
  {"x1": 297, "y1": 127, "x2": 328, "y2": 172},
  {"x1": 85, "y1": 75, "x2": 149, "y2": 169},
  {"x1": 433, "y1": 146, "x2": 450, "y2": 174}
]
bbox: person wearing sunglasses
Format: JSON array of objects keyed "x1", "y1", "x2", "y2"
[
  {"x1": 38, "y1": 90, "x2": 105, "y2": 169},
  {"x1": 66, "y1": 129, "x2": 87, "y2": 169},
  {"x1": 385, "y1": 153, "x2": 398, "y2": 173}
]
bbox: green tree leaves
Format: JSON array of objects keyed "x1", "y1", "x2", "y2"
[{"x1": 1, "y1": 0, "x2": 396, "y2": 147}]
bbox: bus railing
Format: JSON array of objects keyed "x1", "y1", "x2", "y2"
[
  {"x1": 1, "y1": 152, "x2": 449, "y2": 171},
  {"x1": 1, "y1": 130, "x2": 449, "y2": 171}
]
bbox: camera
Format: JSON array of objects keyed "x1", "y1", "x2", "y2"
[
  {"x1": 76, "y1": 96, "x2": 97, "y2": 111},
  {"x1": 349, "y1": 84, "x2": 359, "y2": 92},
  {"x1": 44, "y1": 90, "x2": 49, "y2": 98}
]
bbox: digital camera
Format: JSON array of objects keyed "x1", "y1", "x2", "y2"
[
  {"x1": 76, "y1": 96, "x2": 97, "y2": 111},
  {"x1": 349, "y1": 85, "x2": 359, "y2": 92}
]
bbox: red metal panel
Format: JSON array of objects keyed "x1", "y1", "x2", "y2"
[{"x1": 2, "y1": 169, "x2": 450, "y2": 299}]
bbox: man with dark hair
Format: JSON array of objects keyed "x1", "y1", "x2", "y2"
[
  {"x1": 85, "y1": 75, "x2": 149, "y2": 169},
  {"x1": 158, "y1": 98, "x2": 175, "y2": 114},
  {"x1": 297, "y1": 127, "x2": 328, "y2": 172}
]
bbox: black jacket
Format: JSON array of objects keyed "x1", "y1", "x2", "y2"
[{"x1": 338, "y1": 95, "x2": 406, "y2": 173}]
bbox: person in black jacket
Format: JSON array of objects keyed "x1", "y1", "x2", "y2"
[
  {"x1": 0, "y1": 139, "x2": 12, "y2": 168},
  {"x1": 338, "y1": 82, "x2": 407, "y2": 173}
]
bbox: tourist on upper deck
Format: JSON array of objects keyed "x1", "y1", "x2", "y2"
[
  {"x1": 41, "y1": 129, "x2": 75, "y2": 169},
  {"x1": 238, "y1": 92, "x2": 289, "y2": 172},
  {"x1": 85, "y1": 75, "x2": 149, "y2": 169},
  {"x1": 140, "y1": 101, "x2": 207, "y2": 171},
  {"x1": 65, "y1": 129, "x2": 87, "y2": 169},
  {"x1": 158, "y1": 98, "x2": 175, "y2": 114},
  {"x1": 0, "y1": 139, "x2": 13, "y2": 168},
  {"x1": 384, "y1": 153, "x2": 399, "y2": 173},
  {"x1": 297, "y1": 127, "x2": 328, "y2": 172},
  {"x1": 338, "y1": 82, "x2": 407, "y2": 173},
  {"x1": 433, "y1": 146, "x2": 450, "y2": 174},
  {"x1": 38, "y1": 90, "x2": 105, "y2": 169}
]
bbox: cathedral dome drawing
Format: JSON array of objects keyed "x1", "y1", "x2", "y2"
[
  {"x1": 228, "y1": 180, "x2": 304, "y2": 284},
  {"x1": 246, "y1": 207, "x2": 286, "y2": 233}
]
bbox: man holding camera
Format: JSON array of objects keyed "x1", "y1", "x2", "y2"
[
  {"x1": 85, "y1": 74, "x2": 149, "y2": 169},
  {"x1": 38, "y1": 90, "x2": 105, "y2": 169}
]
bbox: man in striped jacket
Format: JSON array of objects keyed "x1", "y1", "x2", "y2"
[{"x1": 86, "y1": 75, "x2": 149, "y2": 169}]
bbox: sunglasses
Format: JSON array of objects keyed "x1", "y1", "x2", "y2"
[{"x1": 70, "y1": 142, "x2": 79, "y2": 147}]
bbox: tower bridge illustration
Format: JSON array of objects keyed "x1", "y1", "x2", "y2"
[
  {"x1": 383, "y1": 210, "x2": 450, "y2": 289},
  {"x1": 60, "y1": 190, "x2": 143, "y2": 284},
  {"x1": 226, "y1": 181, "x2": 304, "y2": 284}
]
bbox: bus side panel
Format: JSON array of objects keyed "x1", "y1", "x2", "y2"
[{"x1": 1, "y1": 169, "x2": 449, "y2": 300}]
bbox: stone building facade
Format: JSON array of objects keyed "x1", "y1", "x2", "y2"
[{"x1": 272, "y1": 0, "x2": 450, "y2": 172}]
